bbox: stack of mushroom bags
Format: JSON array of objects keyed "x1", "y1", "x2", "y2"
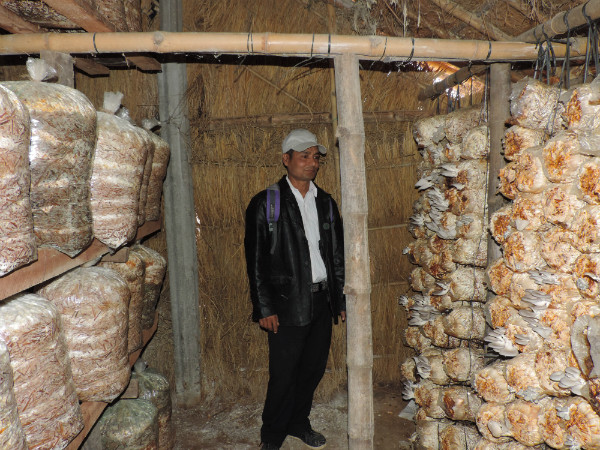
[
  {"x1": 478, "y1": 76, "x2": 600, "y2": 449},
  {"x1": 0, "y1": 61, "x2": 169, "y2": 449},
  {"x1": 401, "y1": 105, "x2": 491, "y2": 449}
]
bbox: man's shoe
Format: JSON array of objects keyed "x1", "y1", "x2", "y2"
[
  {"x1": 260, "y1": 442, "x2": 281, "y2": 450},
  {"x1": 289, "y1": 429, "x2": 327, "y2": 449}
]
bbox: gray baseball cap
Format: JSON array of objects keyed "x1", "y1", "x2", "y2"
[{"x1": 282, "y1": 129, "x2": 327, "y2": 154}]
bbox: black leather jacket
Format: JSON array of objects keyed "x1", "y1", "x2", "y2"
[{"x1": 244, "y1": 176, "x2": 345, "y2": 326}]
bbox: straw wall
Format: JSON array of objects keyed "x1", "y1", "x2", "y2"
[{"x1": 185, "y1": 0, "x2": 445, "y2": 403}]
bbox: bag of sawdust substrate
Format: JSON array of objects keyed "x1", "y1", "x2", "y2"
[
  {"x1": 98, "y1": 399, "x2": 159, "y2": 450},
  {"x1": 133, "y1": 365, "x2": 174, "y2": 449}
]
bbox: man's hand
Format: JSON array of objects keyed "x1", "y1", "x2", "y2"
[
  {"x1": 259, "y1": 314, "x2": 279, "y2": 333},
  {"x1": 341, "y1": 311, "x2": 346, "y2": 322}
]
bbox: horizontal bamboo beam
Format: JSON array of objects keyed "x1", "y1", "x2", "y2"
[
  {"x1": 516, "y1": 0, "x2": 600, "y2": 43},
  {"x1": 0, "y1": 31, "x2": 587, "y2": 62},
  {"x1": 428, "y1": 0, "x2": 513, "y2": 41},
  {"x1": 41, "y1": 0, "x2": 160, "y2": 71},
  {"x1": 419, "y1": 64, "x2": 487, "y2": 100},
  {"x1": 193, "y1": 110, "x2": 427, "y2": 130}
]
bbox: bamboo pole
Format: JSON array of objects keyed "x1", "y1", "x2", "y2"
[
  {"x1": 516, "y1": 0, "x2": 600, "y2": 43},
  {"x1": 335, "y1": 53, "x2": 373, "y2": 449},
  {"x1": 419, "y1": 64, "x2": 487, "y2": 100},
  {"x1": 327, "y1": 2, "x2": 341, "y2": 197},
  {"x1": 0, "y1": 31, "x2": 585, "y2": 62},
  {"x1": 427, "y1": 0, "x2": 513, "y2": 41},
  {"x1": 191, "y1": 110, "x2": 427, "y2": 130},
  {"x1": 487, "y1": 63, "x2": 511, "y2": 266}
]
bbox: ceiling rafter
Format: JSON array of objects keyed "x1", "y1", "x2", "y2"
[
  {"x1": 0, "y1": 5, "x2": 43, "y2": 33},
  {"x1": 0, "y1": 4, "x2": 110, "y2": 77},
  {"x1": 426, "y1": 0, "x2": 514, "y2": 41},
  {"x1": 41, "y1": 0, "x2": 161, "y2": 71},
  {"x1": 504, "y1": 0, "x2": 546, "y2": 22}
]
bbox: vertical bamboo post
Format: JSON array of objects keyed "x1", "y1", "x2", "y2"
[
  {"x1": 327, "y1": 3, "x2": 341, "y2": 196},
  {"x1": 487, "y1": 64, "x2": 511, "y2": 266},
  {"x1": 334, "y1": 53, "x2": 374, "y2": 449}
]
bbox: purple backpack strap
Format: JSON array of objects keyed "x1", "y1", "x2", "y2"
[{"x1": 266, "y1": 183, "x2": 280, "y2": 254}]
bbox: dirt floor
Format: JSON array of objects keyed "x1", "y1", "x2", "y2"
[{"x1": 172, "y1": 385, "x2": 414, "y2": 449}]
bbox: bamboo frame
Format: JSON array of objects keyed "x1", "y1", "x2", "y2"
[
  {"x1": 335, "y1": 53, "x2": 374, "y2": 450},
  {"x1": 0, "y1": 31, "x2": 586, "y2": 62},
  {"x1": 516, "y1": 0, "x2": 600, "y2": 43}
]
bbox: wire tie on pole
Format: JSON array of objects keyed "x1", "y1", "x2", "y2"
[
  {"x1": 327, "y1": 33, "x2": 331, "y2": 55},
  {"x1": 378, "y1": 36, "x2": 388, "y2": 62},
  {"x1": 402, "y1": 37, "x2": 415, "y2": 65},
  {"x1": 310, "y1": 33, "x2": 315, "y2": 58},
  {"x1": 485, "y1": 40, "x2": 492, "y2": 61},
  {"x1": 92, "y1": 32, "x2": 99, "y2": 54}
]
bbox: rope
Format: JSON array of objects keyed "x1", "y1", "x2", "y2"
[
  {"x1": 403, "y1": 37, "x2": 415, "y2": 65},
  {"x1": 582, "y1": 1, "x2": 599, "y2": 83},
  {"x1": 561, "y1": 9, "x2": 572, "y2": 89}
]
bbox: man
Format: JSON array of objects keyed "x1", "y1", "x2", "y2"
[{"x1": 244, "y1": 129, "x2": 346, "y2": 450}]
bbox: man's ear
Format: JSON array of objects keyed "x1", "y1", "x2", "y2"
[{"x1": 282, "y1": 153, "x2": 289, "y2": 167}]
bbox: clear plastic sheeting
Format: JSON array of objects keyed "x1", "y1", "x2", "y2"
[
  {"x1": 131, "y1": 244, "x2": 167, "y2": 329},
  {"x1": 37, "y1": 267, "x2": 131, "y2": 402},
  {"x1": 133, "y1": 366, "x2": 174, "y2": 449},
  {"x1": 0, "y1": 84, "x2": 36, "y2": 276},
  {"x1": 98, "y1": 399, "x2": 159, "y2": 450},
  {"x1": 1, "y1": 79, "x2": 96, "y2": 257},
  {"x1": 100, "y1": 252, "x2": 146, "y2": 353},
  {"x1": 91, "y1": 109, "x2": 148, "y2": 249},
  {"x1": 0, "y1": 294, "x2": 83, "y2": 449},
  {"x1": 0, "y1": 339, "x2": 26, "y2": 450}
]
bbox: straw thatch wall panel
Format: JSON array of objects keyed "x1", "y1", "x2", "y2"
[
  {"x1": 184, "y1": 0, "x2": 452, "y2": 403},
  {"x1": 75, "y1": 69, "x2": 158, "y2": 124},
  {"x1": 369, "y1": 227, "x2": 414, "y2": 285},
  {"x1": 371, "y1": 282, "x2": 412, "y2": 383}
]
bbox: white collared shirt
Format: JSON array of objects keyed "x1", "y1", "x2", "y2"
[{"x1": 286, "y1": 177, "x2": 327, "y2": 283}]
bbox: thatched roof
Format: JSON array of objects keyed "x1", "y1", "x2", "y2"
[{"x1": 0, "y1": 0, "x2": 590, "y2": 76}]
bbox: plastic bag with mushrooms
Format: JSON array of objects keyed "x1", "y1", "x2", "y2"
[
  {"x1": 0, "y1": 84, "x2": 35, "y2": 277},
  {"x1": 1, "y1": 59, "x2": 96, "y2": 256}
]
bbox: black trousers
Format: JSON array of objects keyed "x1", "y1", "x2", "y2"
[{"x1": 260, "y1": 289, "x2": 332, "y2": 446}]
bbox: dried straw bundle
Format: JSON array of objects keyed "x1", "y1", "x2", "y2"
[
  {"x1": 0, "y1": 84, "x2": 35, "y2": 276},
  {"x1": 92, "y1": 110, "x2": 148, "y2": 248},
  {"x1": 37, "y1": 267, "x2": 131, "y2": 402},
  {"x1": 0, "y1": 294, "x2": 83, "y2": 449},
  {"x1": 0, "y1": 339, "x2": 26, "y2": 450},
  {"x1": 1, "y1": 79, "x2": 96, "y2": 256},
  {"x1": 100, "y1": 252, "x2": 146, "y2": 353}
]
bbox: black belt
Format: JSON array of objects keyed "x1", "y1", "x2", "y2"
[{"x1": 311, "y1": 280, "x2": 328, "y2": 293}]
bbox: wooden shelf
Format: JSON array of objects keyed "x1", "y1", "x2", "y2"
[
  {"x1": 0, "y1": 220, "x2": 161, "y2": 301},
  {"x1": 66, "y1": 311, "x2": 160, "y2": 449}
]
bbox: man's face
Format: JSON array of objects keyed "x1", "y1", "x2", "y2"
[{"x1": 283, "y1": 146, "x2": 321, "y2": 183}]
